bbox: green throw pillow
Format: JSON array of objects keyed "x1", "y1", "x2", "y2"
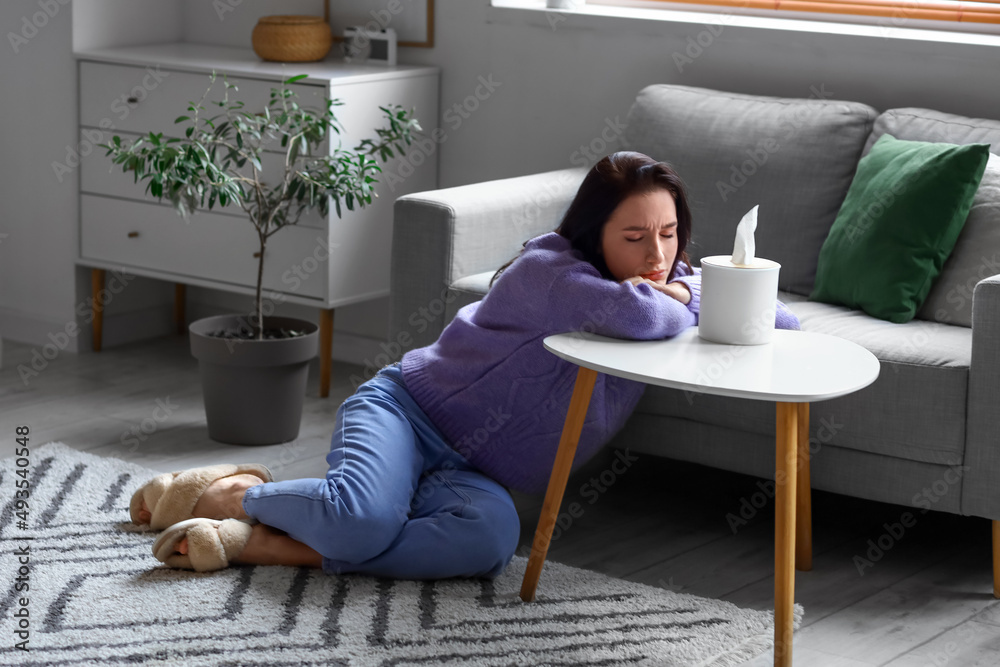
[{"x1": 810, "y1": 133, "x2": 990, "y2": 323}]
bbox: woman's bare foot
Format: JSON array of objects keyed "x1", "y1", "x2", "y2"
[
  {"x1": 136, "y1": 473, "x2": 265, "y2": 524},
  {"x1": 175, "y1": 523, "x2": 323, "y2": 568}
]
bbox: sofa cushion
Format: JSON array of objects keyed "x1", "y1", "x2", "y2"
[
  {"x1": 810, "y1": 134, "x2": 990, "y2": 323},
  {"x1": 863, "y1": 107, "x2": 1000, "y2": 156},
  {"x1": 917, "y1": 152, "x2": 1000, "y2": 327},
  {"x1": 777, "y1": 292, "x2": 971, "y2": 367},
  {"x1": 612, "y1": 415, "x2": 966, "y2": 512},
  {"x1": 622, "y1": 84, "x2": 878, "y2": 297},
  {"x1": 444, "y1": 270, "x2": 493, "y2": 322},
  {"x1": 636, "y1": 291, "x2": 971, "y2": 465}
]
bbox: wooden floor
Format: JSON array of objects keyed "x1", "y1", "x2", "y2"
[{"x1": 2, "y1": 333, "x2": 999, "y2": 666}]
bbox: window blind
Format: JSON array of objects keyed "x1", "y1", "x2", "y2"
[{"x1": 643, "y1": 0, "x2": 1000, "y2": 24}]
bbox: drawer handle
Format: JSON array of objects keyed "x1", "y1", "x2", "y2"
[
  {"x1": 127, "y1": 96, "x2": 138, "y2": 104},
  {"x1": 127, "y1": 231, "x2": 140, "y2": 238}
]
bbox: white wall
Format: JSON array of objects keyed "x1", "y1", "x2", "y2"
[
  {"x1": 0, "y1": 0, "x2": 187, "y2": 358},
  {"x1": 0, "y1": 0, "x2": 81, "y2": 349},
  {"x1": 74, "y1": 0, "x2": 182, "y2": 51},
  {"x1": 181, "y1": 0, "x2": 324, "y2": 46},
  {"x1": 3, "y1": 0, "x2": 998, "y2": 363}
]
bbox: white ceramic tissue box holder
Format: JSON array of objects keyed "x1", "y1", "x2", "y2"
[{"x1": 698, "y1": 255, "x2": 781, "y2": 345}]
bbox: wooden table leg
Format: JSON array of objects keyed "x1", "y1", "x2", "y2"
[
  {"x1": 775, "y1": 402, "x2": 799, "y2": 667},
  {"x1": 993, "y1": 520, "x2": 999, "y2": 599},
  {"x1": 796, "y1": 402, "x2": 812, "y2": 572},
  {"x1": 520, "y1": 366, "x2": 599, "y2": 602},
  {"x1": 174, "y1": 284, "x2": 187, "y2": 335},
  {"x1": 91, "y1": 269, "x2": 106, "y2": 352},
  {"x1": 319, "y1": 308, "x2": 334, "y2": 398}
]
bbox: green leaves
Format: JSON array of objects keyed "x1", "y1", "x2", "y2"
[{"x1": 352, "y1": 104, "x2": 419, "y2": 164}]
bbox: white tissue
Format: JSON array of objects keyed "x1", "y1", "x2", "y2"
[{"x1": 731, "y1": 205, "x2": 759, "y2": 266}]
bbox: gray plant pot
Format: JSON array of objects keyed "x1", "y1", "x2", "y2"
[{"x1": 189, "y1": 314, "x2": 319, "y2": 446}]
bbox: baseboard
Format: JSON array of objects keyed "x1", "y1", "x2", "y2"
[
  {"x1": 329, "y1": 330, "x2": 390, "y2": 367},
  {"x1": 0, "y1": 306, "x2": 73, "y2": 350},
  {"x1": 0, "y1": 299, "x2": 391, "y2": 366},
  {"x1": 0, "y1": 303, "x2": 174, "y2": 354}
]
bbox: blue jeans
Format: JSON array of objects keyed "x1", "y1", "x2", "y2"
[{"x1": 241, "y1": 363, "x2": 521, "y2": 579}]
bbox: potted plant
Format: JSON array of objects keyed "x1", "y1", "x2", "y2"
[{"x1": 102, "y1": 72, "x2": 419, "y2": 445}]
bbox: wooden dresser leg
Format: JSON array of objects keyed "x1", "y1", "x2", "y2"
[
  {"x1": 319, "y1": 308, "x2": 334, "y2": 398},
  {"x1": 91, "y1": 268, "x2": 106, "y2": 352},
  {"x1": 174, "y1": 284, "x2": 186, "y2": 335},
  {"x1": 796, "y1": 402, "x2": 813, "y2": 571},
  {"x1": 993, "y1": 520, "x2": 999, "y2": 599}
]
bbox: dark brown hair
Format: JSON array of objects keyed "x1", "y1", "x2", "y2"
[{"x1": 491, "y1": 151, "x2": 693, "y2": 287}]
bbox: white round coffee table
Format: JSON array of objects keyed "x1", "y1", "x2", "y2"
[{"x1": 519, "y1": 327, "x2": 880, "y2": 667}]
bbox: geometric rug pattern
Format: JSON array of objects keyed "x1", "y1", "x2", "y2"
[{"x1": 0, "y1": 442, "x2": 800, "y2": 666}]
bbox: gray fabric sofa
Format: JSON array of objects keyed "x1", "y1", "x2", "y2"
[{"x1": 389, "y1": 84, "x2": 1000, "y2": 555}]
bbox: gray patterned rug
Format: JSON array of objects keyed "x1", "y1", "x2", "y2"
[{"x1": 0, "y1": 443, "x2": 801, "y2": 666}]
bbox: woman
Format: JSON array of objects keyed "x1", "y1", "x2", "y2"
[{"x1": 133, "y1": 152, "x2": 800, "y2": 578}]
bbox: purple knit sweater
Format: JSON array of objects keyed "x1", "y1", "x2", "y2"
[{"x1": 401, "y1": 232, "x2": 800, "y2": 495}]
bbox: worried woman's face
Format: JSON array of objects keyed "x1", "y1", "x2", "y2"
[{"x1": 600, "y1": 190, "x2": 679, "y2": 285}]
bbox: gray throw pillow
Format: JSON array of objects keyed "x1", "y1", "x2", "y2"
[
  {"x1": 622, "y1": 84, "x2": 877, "y2": 297},
  {"x1": 917, "y1": 152, "x2": 1000, "y2": 327}
]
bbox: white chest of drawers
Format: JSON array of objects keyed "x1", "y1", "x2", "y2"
[{"x1": 75, "y1": 43, "x2": 440, "y2": 397}]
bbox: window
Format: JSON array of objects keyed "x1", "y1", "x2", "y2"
[{"x1": 598, "y1": 0, "x2": 1000, "y2": 26}]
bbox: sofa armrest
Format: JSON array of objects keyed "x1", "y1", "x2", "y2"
[
  {"x1": 389, "y1": 167, "x2": 587, "y2": 351},
  {"x1": 961, "y1": 274, "x2": 1000, "y2": 519}
]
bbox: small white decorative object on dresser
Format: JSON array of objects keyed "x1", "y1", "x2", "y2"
[{"x1": 75, "y1": 43, "x2": 439, "y2": 398}]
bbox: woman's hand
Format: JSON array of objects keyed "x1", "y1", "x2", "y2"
[{"x1": 624, "y1": 277, "x2": 692, "y2": 305}]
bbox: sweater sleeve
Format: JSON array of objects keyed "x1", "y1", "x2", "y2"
[
  {"x1": 671, "y1": 266, "x2": 798, "y2": 330},
  {"x1": 548, "y1": 264, "x2": 696, "y2": 340},
  {"x1": 776, "y1": 299, "x2": 801, "y2": 330},
  {"x1": 669, "y1": 268, "x2": 701, "y2": 321}
]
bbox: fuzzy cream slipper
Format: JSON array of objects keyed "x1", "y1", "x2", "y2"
[
  {"x1": 152, "y1": 518, "x2": 254, "y2": 572},
  {"x1": 129, "y1": 463, "x2": 273, "y2": 530}
]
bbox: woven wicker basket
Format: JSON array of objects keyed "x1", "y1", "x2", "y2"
[{"x1": 252, "y1": 15, "x2": 332, "y2": 62}]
